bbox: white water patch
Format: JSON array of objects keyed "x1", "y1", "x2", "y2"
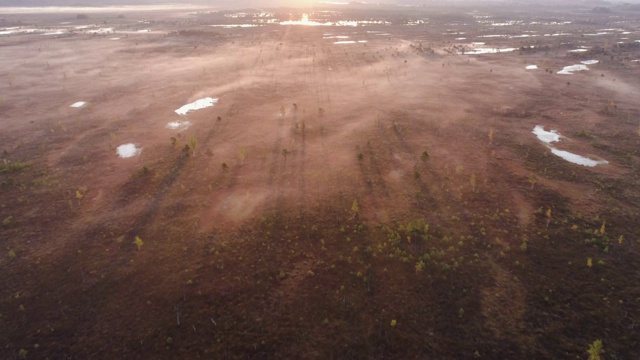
[
  {"x1": 87, "y1": 28, "x2": 114, "y2": 34},
  {"x1": 581, "y1": 60, "x2": 599, "y2": 65},
  {"x1": 464, "y1": 47, "x2": 517, "y2": 55},
  {"x1": 549, "y1": 148, "x2": 608, "y2": 167},
  {"x1": 557, "y1": 64, "x2": 589, "y2": 75},
  {"x1": 324, "y1": 35, "x2": 349, "y2": 39},
  {"x1": 42, "y1": 30, "x2": 67, "y2": 36},
  {"x1": 568, "y1": 49, "x2": 588, "y2": 53},
  {"x1": 1, "y1": 27, "x2": 41, "y2": 35},
  {"x1": 526, "y1": 65, "x2": 538, "y2": 70},
  {"x1": 117, "y1": 144, "x2": 142, "y2": 158},
  {"x1": 70, "y1": 101, "x2": 87, "y2": 108},
  {"x1": 334, "y1": 40, "x2": 367, "y2": 44},
  {"x1": 471, "y1": 42, "x2": 485, "y2": 45},
  {"x1": 208, "y1": 24, "x2": 260, "y2": 28},
  {"x1": 455, "y1": 37, "x2": 466, "y2": 40},
  {"x1": 110, "y1": 37, "x2": 121, "y2": 40},
  {"x1": 280, "y1": 13, "x2": 357, "y2": 27},
  {"x1": 492, "y1": 21, "x2": 521, "y2": 26},
  {"x1": 532, "y1": 126, "x2": 607, "y2": 167},
  {"x1": 532, "y1": 125, "x2": 561, "y2": 144},
  {"x1": 175, "y1": 97, "x2": 218, "y2": 115},
  {"x1": 166, "y1": 120, "x2": 192, "y2": 130}
]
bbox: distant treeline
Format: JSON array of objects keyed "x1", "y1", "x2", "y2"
[
  {"x1": 0, "y1": 0, "x2": 282, "y2": 6},
  {"x1": 0, "y1": 0, "x2": 172, "y2": 5}
]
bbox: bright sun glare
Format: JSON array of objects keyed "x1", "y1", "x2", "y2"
[{"x1": 279, "y1": 13, "x2": 357, "y2": 26}]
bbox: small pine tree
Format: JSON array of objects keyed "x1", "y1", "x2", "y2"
[
  {"x1": 239, "y1": 148, "x2": 246, "y2": 165},
  {"x1": 351, "y1": 200, "x2": 359, "y2": 215},
  {"x1": 134, "y1": 236, "x2": 144, "y2": 251},
  {"x1": 188, "y1": 136, "x2": 197, "y2": 157},
  {"x1": 587, "y1": 339, "x2": 603, "y2": 360},
  {"x1": 528, "y1": 172, "x2": 538, "y2": 189}
]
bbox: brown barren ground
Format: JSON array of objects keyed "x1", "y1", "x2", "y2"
[{"x1": 1, "y1": 4, "x2": 640, "y2": 359}]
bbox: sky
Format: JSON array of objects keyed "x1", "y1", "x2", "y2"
[{"x1": 0, "y1": 0, "x2": 637, "y2": 8}]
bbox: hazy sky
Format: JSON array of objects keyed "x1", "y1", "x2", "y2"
[{"x1": 0, "y1": 0, "x2": 637, "y2": 8}]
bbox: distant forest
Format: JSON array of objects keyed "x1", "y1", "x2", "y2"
[
  {"x1": 0, "y1": 0, "x2": 271, "y2": 6},
  {"x1": 0, "y1": 0, "x2": 189, "y2": 5},
  {"x1": 1, "y1": 0, "x2": 640, "y2": 9}
]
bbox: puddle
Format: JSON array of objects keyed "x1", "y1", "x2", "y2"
[
  {"x1": 526, "y1": 65, "x2": 538, "y2": 70},
  {"x1": 208, "y1": 24, "x2": 261, "y2": 28},
  {"x1": 549, "y1": 148, "x2": 608, "y2": 167},
  {"x1": 557, "y1": 64, "x2": 589, "y2": 75},
  {"x1": 166, "y1": 120, "x2": 192, "y2": 130},
  {"x1": 175, "y1": 97, "x2": 218, "y2": 115},
  {"x1": 1, "y1": 27, "x2": 42, "y2": 35},
  {"x1": 463, "y1": 47, "x2": 517, "y2": 55},
  {"x1": 532, "y1": 125, "x2": 561, "y2": 144},
  {"x1": 70, "y1": 101, "x2": 87, "y2": 108},
  {"x1": 87, "y1": 28, "x2": 114, "y2": 34},
  {"x1": 334, "y1": 40, "x2": 367, "y2": 44},
  {"x1": 280, "y1": 13, "x2": 357, "y2": 27},
  {"x1": 110, "y1": 37, "x2": 121, "y2": 40},
  {"x1": 492, "y1": 21, "x2": 521, "y2": 26},
  {"x1": 117, "y1": 144, "x2": 142, "y2": 158},
  {"x1": 581, "y1": 60, "x2": 599, "y2": 65},
  {"x1": 532, "y1": 125, "x2": 607, "y2": 167},
  {"x1": 277, "y1": 13, "x2": 387, "y2": 27}
]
